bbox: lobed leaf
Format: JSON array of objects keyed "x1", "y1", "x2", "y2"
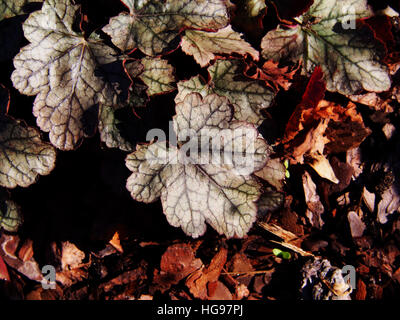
[
  {"x1": 138, "y1": 57, "x2": 175, "y2": 96},
  {"x1": 103, "y1": 0, "x2": 230, "y2": 55},
  {"x1": 181, "y1": 25, "x2": 259, "y2": 67},
  {"x1": 175, "y1": 59, "x2": 275, "y2": 125},
  {"x1": 261, "y1": 0, "x2": 391, "y2": 95},
  {"x1": 0, "y1": 117, "x2": 56, "y2": 188},
  {"x1": 11, "y1": 0, "x2": 118, "y2": 150},
  {"x1": 126, "y1": 93, "x2": 270, "y2": 238}
]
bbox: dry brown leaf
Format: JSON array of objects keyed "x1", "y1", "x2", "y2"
[
  {"x1": 61, "y1": 242, "x2": 85, "y2": 271},
  {"x1": 290, "y1": 119, "x2": 330, "y2": 164},
  {"x1": 0, "y1": 255, "x2": 9, "y2": 281},
  {"x1": 186, "y1": 247, "x2": 228, "y2": 300},
  {"x1": 257, "y1": 221, "x2": 313, "y2": 257},
  {"x1": 109, "y1": 232, "x2": 123, "y2": 253},
  {"x1": 347, "y1": 211, "x2": 366, "y2": 238},
  {"x1": 153, "y1": 243, "x2": 202, "y2": 293},
  {"x1": 0, "y1": 234, "x2": 43, "y2": 282},
  {"x1": 18, "y1": 239, "x2": 34, "y2": 262},
  {"x1": 303, "y1": 171, "x2": 325, "y2": 229},
  {"x1": 208, "y1": 281, "x2": 233, "y2": 300},
  {"x1": 257, "y1": 221, "x2": 298, "y2": 242},
  {"x1": 347, "y1": 92, "x2": 393, "y2": 112},
  {"x1": 99, "y1": 266, "x2": 147, "y2": 295},
  {"x1": 244, "y1": 60, "x2": 299, "y2": 91},
  {"x1": 308, "y1": 153, "x2": 339, "y2": 184}
]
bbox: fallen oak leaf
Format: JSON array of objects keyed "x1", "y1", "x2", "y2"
[
  {"x1": 244, "y1": 60, "x2": 300, "y2": 91},
  {"x1": 60, "y1": 241, "x2": 85, "y2": 271},
  {"x1": 303, "y1": 170, "x2": 325, "y2": 229},
  {"x1": 282, "y1": 68, "x2": 371, "y2": 180},
  {"x1": 307, "y1": 153, "x2": 339, "y2": 184}
]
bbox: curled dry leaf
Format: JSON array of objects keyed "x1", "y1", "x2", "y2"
[
  {"x1": 254, "y1": 157, "x2": 286, "y2": 191},
  {"x1": 61, "y1": 241, "x2": 85, "y2": 271},
  {"x1": 181, "y1": 25, "x2": 259, "y2": 67},
  {"x1": 103, "y1": 0, "x2": 229, "y2": 55},
  {"x1": 347, "y1": 92, "x2": 393, "y2": 113},
  {"x1": 11, "y1": 0, "x2": 118, "y2": 150},
  {"x1": 303, "y1": 171, "x2": 325, "y2": 229},
  {"x1": 261, "y1": 0, "x2": 391, "y2": 95},
  {"x1": 126, "y1": 93, "x2": 270, "y2": 238},
  {"x1": 0, "y1": 234, "x2": 43, "y2": 282},
  {"x1": 175, "y1": 59, "x2": 275, "y2": 125},
  {"x1": 185, "y1": 247, "x2": 228, "y2": 300},
  {"x1": 377, "y1": 185, "x2": 400, "y2": 224},
  {"x1": 283, "y1": 67, "x2": 371, "y2": 182}
]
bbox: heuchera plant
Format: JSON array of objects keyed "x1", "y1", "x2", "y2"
[{"x1": 0, "y1": 0, "x2": 391, "y2": 237}]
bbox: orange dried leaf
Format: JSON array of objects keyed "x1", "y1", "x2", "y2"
[
  {"x1": 245, "y1": 60, "x2": 299, "y2": 91},
  {"x1": 109, "y1": 231, "x2": 123, "y2": 253}
]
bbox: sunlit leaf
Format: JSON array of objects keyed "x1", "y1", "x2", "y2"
[
  {"x1": 11, "y1": 0, "x2": 118, "y2": 150},
  {"x1": 103, "y1": 0, "x2": 229, "y2": 55},
  {"x1": 261, "y1": 0, "x2": 391, "y2": 94},
  {"x1": 126, "y1": 93, "x2": 270, "y2": 238},
  {"x1": 181, "y1": 25, "x2": 259, "y2": 67},
  {"x1": 175, "y1": 59, "x2": 274, "y2": 125}
]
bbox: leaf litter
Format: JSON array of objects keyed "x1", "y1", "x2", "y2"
[{"x1": 0, "y1": 0, "x2": 400, "y2": 301}]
